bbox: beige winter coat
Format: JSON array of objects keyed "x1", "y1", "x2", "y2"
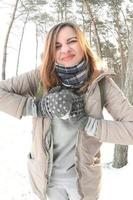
[{"x1": 0, "y1": 68, "x2": 133, "y2": 200}]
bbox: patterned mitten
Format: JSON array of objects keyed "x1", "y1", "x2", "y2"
[
  {"x1": 24, "y1": 85, "x2": 69, "y2": 118},
  {"x1": 69, "y1": 93, "x2": 98, "y2": 136},
  {"x1": 69, "y1": 94, "x2": 88, "y2": 124},
  {"x1": 36, "y1": 87, "x2": 75, "y2": 118}
]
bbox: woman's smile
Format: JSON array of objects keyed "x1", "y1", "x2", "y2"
[{"x1": 62, "y1": 54, "x2": 75, "y2": 62}]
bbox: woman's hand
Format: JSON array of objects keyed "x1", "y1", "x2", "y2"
[{"x1": 37, "y1": 88, "x2": 74, "y2": 118}]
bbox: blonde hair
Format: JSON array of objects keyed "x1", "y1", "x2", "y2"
[{"x1": 40, "y1": 22, "x2": 99, "y2": 91}]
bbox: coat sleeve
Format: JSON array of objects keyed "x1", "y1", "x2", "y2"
[
  {"x1": 95, "y1": 77, "x2": 133, "y2": 145},
  {"x1": 0, "y1": 69, "x2": 40, "y2": 119}
]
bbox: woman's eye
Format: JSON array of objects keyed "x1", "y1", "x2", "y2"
[
  {"x1": 68, "y1": 40, "x2": 77, "y2": 44},
  {"x1": 56, "y1": 45, "x2": 61, "y2": 49}
]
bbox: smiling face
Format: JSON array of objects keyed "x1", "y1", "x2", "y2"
[{"x1": 55, "y1": 26, "x2": 84, "y2": 67}]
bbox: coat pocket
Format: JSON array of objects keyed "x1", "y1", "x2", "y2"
[{"x1": 27, "y1": 153, "x2": 47, "y2": 199}]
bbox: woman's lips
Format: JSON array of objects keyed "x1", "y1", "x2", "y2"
[{"x1": 62, "y1": 55, "x2": 75, "y2": 61}]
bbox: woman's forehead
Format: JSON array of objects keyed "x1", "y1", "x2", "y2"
[{"x1": 56, "y1": 26, "x2": 77, "y2": 41}]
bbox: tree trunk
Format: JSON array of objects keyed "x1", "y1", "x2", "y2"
[
  {"x1": 115, "y1": 13, "x2": 127, "y2": 89},
  {"x1": 112, "y1": 144, "x2": 128, "y2": 168},
  {"x1": 64, "y1": 0, "x2": 67, "y2": 21},
  {"x1": 16, "y1": 12, "x2": 29, "y2": 76},
  {"x1": 35, "y1": 23, "x2": 38, "y2": 68},
  {"x1": 124, "y1": 22, "x2": 133, "y2": 104},
  {"x1": 111, "y1": 2, "x2": 129, "y2": 169},
  {"x1": 1, "y1": 0, "x2": 19, "y2": 80},
  {"x1": 83, "y1": 0, "x2": 102, "y2": 58}
]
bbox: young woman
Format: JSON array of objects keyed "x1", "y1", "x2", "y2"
[{"x1": 0, "y1": 22, "x2": 133, "y2": 200}]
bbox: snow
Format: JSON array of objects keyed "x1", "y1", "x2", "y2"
[
  {"x1": 0, "y1": 110, "x2": 133, "y2": 200},
  {"x1": 0, "y1": 113, "x2": 38, "y2": 200}
]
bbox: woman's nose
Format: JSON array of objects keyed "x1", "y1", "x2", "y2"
[{"x1": 60, "y1": 44, "x2": 70, "y2": 54}]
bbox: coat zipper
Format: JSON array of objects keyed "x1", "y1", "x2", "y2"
[{"x1": 75, "y1": 129, "x2": 84, "y2": 200}]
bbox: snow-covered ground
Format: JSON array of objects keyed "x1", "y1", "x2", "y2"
[{"x1": 0, "y1": 110, "x2": 133, "y2": 200}]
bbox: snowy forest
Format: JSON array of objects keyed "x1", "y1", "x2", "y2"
[{"x1": 0, "y1": 0, "x2": 133, "y2": 199}]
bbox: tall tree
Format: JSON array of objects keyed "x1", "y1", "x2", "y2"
[
  {"x1": 124, "y1": 22, "x2": 133, "y2": 105},
  {"x1": 2, "y1": 0, "x2": 19, "y2": 80},
  {"x1": 16, "y1": 12, "x2": 29, "y2": 75},
  {"x1": 52, "y1": 0, "x2": 73, "y2": 22},
  {"x1": 16, "y1": 0, "x2": 53, "y2": 70},
  {"x1": 107, "y1": 0, "x2": 130, "y2": 168},
  {"x1": 83, "y1": 0, "x2": 103, "y2": 58},
  {"x1": 113, "y1": 22, "x2": 133, "y2": 168},
  {"x1": 106, "y1": 0, "x2": 129, "y2": 88}
]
